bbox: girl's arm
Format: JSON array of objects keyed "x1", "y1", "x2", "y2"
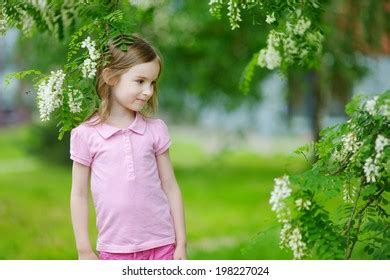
[
  {"x1": 70, "y1": 161, "x2": 97, "y2": 260},
  {"x1": 156, "y1": 149, "x2": 187, "y2": 258}
]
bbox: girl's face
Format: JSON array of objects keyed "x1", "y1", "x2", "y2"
[{"x1": 110, "y1": 58, "x2": 160, "y2": 113}]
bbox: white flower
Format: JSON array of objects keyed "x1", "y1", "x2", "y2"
[
  {"x1": 269, "y1": 175, "x2": 292, "y2": 218},
  {"x1": 258, "y1": 45, "x2": 281, "y2": 70},
  {"x1": 276, "y1": 207, "x2": 291, "y2": 223},
  {"x1": 294, "y1": 17, "x2": 311, "y2": 35},
  {"x1": 265, "y1": 46, "x2": 281, "y2": 69},
  {"x1": 267, "y1": 30, "x2": 282, "y2": 47},
  {"x1": 363, "y1": 157, "x2": 379, "y2": 183},
  {"x1": 284, "y1": 36, "x2": 299, "y2": 55},
  {"x1": 81, "y1": 36, "x2": 100, "y2": 61},
  {"x1": 67, "y1": 87, "x2": 83, "y2": 113},
  {"x1": 364, "y1": 96, "x2": 378, "y2": 116},
  {"x1": 331, "y1": 149, "x2": 344, "y2": 162},
  {"x1": 37, "y1": 70, "x2": 66, "y2": 121},
  {"x1": 280, "y1": 223, "x2": 307, "y2": 259},
  {"x1": 295, "y1": 198, "x2": 311, "y2": 211},
  {"x1": 81, "y1": 58, "x2": 97, "y2": 79},
  {"x1": 341, "y1": 133, "x2": 361, "y2": 154},
  {"x1": 288, "y1": 227, "x2": 307, "y2": 259},
  {"x1": 270, "y1": 176, "x2": 292, "y2": 209},
  {"x1": 0, "y1": 5, "x2": 7, "y2": 35},
  {"x1": 266, "y1": 12, "x2": 276, "y2": 24},
  {"x1": 279, "y1": 222, "x2": 292, "y2": 249},
  {"x1": 375, "y1": 135, "x2": 388, "y2": 154},
  {"x1": 80, "y1": 36, "x2": 100, "y2": 79},
  {"x1": 374, "y1": 134, "x2": 389, "y2": 162}
]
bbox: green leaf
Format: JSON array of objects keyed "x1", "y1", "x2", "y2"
[
  {"x1": 239, "y1": 51, "x2": 259, "y2": 95},
  {"x1": 3, "y1": 69, "x2": 43, "y2": 86}
]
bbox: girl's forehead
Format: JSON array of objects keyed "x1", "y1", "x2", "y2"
[{"x1": 124, "y1": 60, "x2": 160, "y2": 80}]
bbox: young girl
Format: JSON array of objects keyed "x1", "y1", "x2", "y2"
[{"x1": 70, "y1": 34, "x2": 187, "y2": 260}]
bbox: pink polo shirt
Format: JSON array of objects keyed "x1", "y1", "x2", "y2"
[{"x1": 70, "y1": 112, "x2": 176, "y2": 253}]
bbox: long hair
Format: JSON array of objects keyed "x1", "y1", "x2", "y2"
[{"x1": 84, "y1": 33, "x2": 163, "y2": 125}]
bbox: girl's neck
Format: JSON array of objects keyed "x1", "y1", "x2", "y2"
[{"x1": 106, "y1": 107, "x2": 136, "y2": 129}]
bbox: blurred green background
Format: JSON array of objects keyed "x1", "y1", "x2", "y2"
[{"x1": 0, "y1": 0, "x2": 389, "y2": 259}]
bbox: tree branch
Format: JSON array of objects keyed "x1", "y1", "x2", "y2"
[{"x1": 345, "y1": 188, "x2": 385, "y2": 259}]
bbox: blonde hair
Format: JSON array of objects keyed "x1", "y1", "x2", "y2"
[{"x1": 85, "y1": 33, "x2": 163, "y2": 125}]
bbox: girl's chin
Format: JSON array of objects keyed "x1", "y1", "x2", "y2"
[{"x1": 127, "y1": 105, "x2": 144, "y2": 111}]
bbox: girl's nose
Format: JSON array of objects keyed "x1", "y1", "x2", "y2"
[{"x1": 143, "y1": 86, "x2": 153, "y2": 97}]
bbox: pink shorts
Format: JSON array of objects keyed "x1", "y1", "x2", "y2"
[{"x1": 98, "y1": 243, "x2": 176, "y2": 260}]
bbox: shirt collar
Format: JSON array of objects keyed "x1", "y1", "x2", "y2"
[{"x1": 93, "y1": 111, "x2": 146, "y2": 139}]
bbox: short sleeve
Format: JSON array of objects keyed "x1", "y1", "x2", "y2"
[
  {"x1": 153, "y1": 119, "x2": 172, "y2": 156},
  {"x1": 70, "y1": 126, "x2": 93, "y2": 167}
]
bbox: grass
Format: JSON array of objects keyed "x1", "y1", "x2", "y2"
[{"x1": 0, "y1": 124, "x2": 368, "y2": 259}]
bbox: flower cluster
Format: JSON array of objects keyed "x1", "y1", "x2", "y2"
[
  {"x1": 270, "y1": 175, "x2": 309, "y2": 259},
  {"x1": 288, "y1": 227, "x2": 307, "y2": 259},
  {"x1": 293, "y1": 17, "x2": 311, "y2": 35},
  {"x1": 363, "y1": 157, "x2": 380, "y2": 183},
  {"x1": 364, "y1": 96, "x2": 378, "y2": 116},
  {"x1": 331, "y1": 131, "x2": 362, "y2": 163},
  {"x1": 265, "y1": 12, "x2": 276, "y2": 24},
  {"x1": 269, "y1": 175, "x2": 292, "y2": 221},
  {"x1": 81, "y1": 36, "x2": 100, "y2": 79},
  {"x1": 362, "y1": 134, "x2": 389, "y2": 183},
  {"x1": 37, "y1": 70, "x2": 66, "y2": 121},
  {"x1": 279, "y1": 222, "x2": 307, "y2": 259},
  {"x1": 375, "y1": 135, "x2": 389, "y2": 158},
  {"x1": 257, "y1": 46, "x2": 281, "y2": 70},
  {"x1": 279, "y1": 222, "x2": 292, "y2": 248},
  {"x1": 257, "y1": 16, "x2": 323, "y2": 69},
  {"x1": 360, "y1": 95, "x2": 389, "y2": 184},
  {"x1": 341, "y1": 133, "x2": 361, "y2": 154},
  {"x1": 0, "y1": 4, "x2": 7, "y2": 35},
  {"x1": 363, "y1": 95, "x2": 389, "y2": 119},
  {"x1": 67, "y1": 86, "x2": 83, "y2": 113}
]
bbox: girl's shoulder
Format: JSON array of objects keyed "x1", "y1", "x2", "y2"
[
  {"x1": 144, "y1": 116, "x2": 169, "y2": 132},
  {"x1": 71, "y1": 113, "x2": 100, "y2": 136},
  {"x1": 143, "y1": 116, "x2": 170, "y2": 144}
]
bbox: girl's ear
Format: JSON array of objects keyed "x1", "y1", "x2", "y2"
[{"x1": 102, "y1": 68, "x2": 119, "y2": 86}]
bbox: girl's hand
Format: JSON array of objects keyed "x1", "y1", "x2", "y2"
[
  {"x1": 78, "y1": 251, "x2": 99, "y2": 260},
  {"x1": 173, "y1": 244, "x2": 187, "y2": 260}
]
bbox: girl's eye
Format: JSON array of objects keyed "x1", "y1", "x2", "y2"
[{"x1": 136, "y1": 80, "x2": 144, "y2": 84}]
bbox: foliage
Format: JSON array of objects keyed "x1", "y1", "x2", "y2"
[
  {"x1": 269, "y1": 92, "x2": 389, "y2": 259},
  {"x1": 209, "y1": 0, "x2": 326, "y2": 73},
  {"x1": 1, "y1": 1, "x2": 147, "y2": 140}
]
